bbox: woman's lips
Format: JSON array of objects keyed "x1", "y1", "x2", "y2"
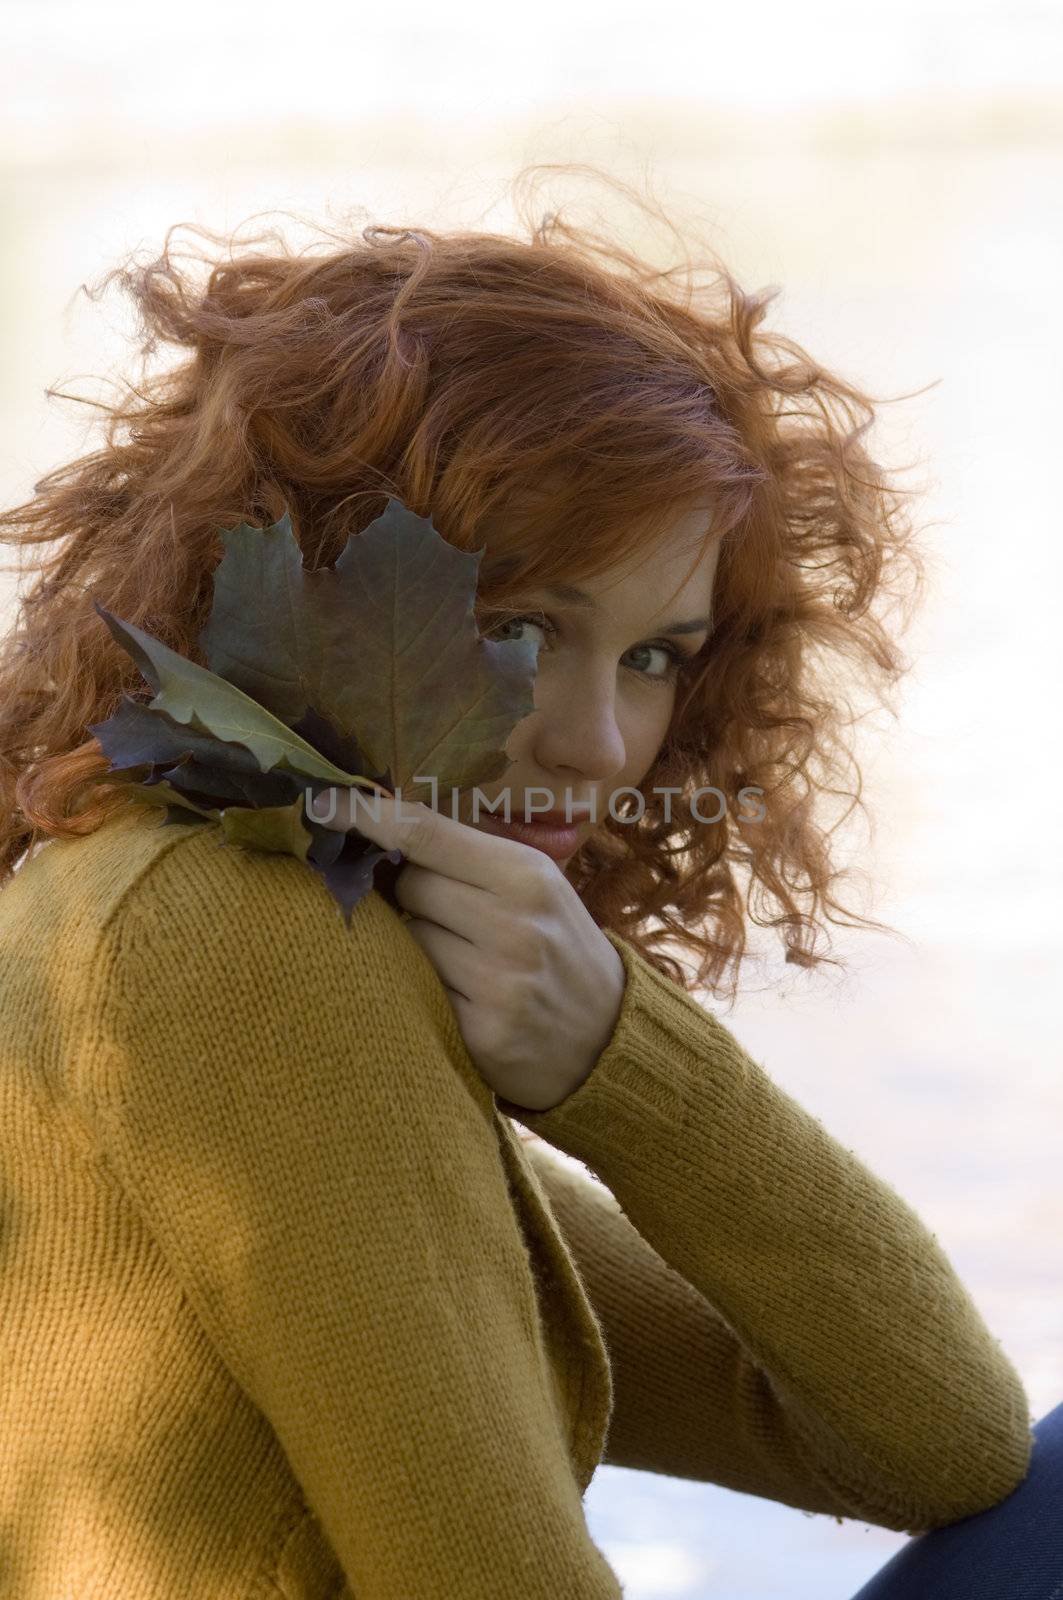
[{"x1": 473, "y1": 813, "x2": 583, "y2": 861}]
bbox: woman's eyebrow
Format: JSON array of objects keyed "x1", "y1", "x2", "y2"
[{"x1": 541, "y1": 582, "x2": 712, "y2": 635}]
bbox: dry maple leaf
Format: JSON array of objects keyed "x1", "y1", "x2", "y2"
[{"x1": 86, "y1": 497, "x2": 539, "y2": 924}]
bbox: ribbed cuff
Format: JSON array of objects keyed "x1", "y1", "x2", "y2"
[{"x1": 496, "y1": 928, "x2": 734, "y2": 1179}]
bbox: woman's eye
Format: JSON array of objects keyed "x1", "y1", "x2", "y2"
[
  {"x1": 483, "y1": 614, "x2": 552, "y2": 650},
  {"x1": 482, "y1": 614, "x2": 686, "y2": 686},
  {"x1": 625, "y1": 642, "x2": 685, "y2": 683}
]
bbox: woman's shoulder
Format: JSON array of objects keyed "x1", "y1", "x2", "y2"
[
  {"x1": 3, "y1": 806, "x2": 226, "y2": 945},
  {"x1": 6, "y1": 803, "x2": 391, "y2": 948},
  {"x1": 9, "y1": 803, "x2": 492, "y2": 1131},
  {"x1": 4, "y1": 803, "x2": 451, "y2": 1050}
]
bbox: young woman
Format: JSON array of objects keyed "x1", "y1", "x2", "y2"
[{"x1": 0, "y1": 172, "x2": 1055, "y2": 1598}]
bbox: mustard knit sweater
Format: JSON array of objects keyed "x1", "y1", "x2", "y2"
[{"x1": 0, "y1": 805, "x2": 1032, "y2": 1597}]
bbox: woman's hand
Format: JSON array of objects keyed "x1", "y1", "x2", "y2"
[{"x1": 308, "y1": 788, "x2": 626, "y2": 1112}]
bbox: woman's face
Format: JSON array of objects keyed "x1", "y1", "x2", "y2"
[{"x1": 458, "y1": 503, "x2": 721, "y2": 869}]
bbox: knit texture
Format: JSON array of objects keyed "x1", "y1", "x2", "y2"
[{"x1": 0, "y1": 804, "x2": 1033, "y2": 1597}]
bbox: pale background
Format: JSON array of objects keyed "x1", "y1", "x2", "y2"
[{"x1": 2, "y1": 2, "x2": 1061, "y2": 1595}]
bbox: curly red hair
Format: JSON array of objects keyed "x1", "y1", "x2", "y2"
[{"x1": 0, "y1": 166, "x2": 929, "y2": 1000}]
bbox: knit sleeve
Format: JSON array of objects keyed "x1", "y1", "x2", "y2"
[
  {"x1": 502, "y1": 929, "x2": 1034, "y2": 1537},
  {"x1": 77, "y1": 831, "x2": 625, "y2": 1600}
]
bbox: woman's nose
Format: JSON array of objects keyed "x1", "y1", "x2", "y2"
[{"x1": 529, "y1": 670, "x2": 627, "y2": 781}]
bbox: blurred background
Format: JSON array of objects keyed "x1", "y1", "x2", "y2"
[{"x1": 3, "y1": 1, "x2": 1061, "y2": 1594}]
